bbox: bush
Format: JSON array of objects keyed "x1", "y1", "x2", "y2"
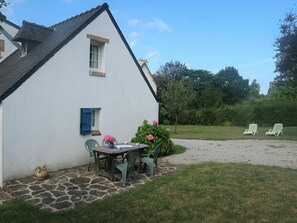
[{"x1": 131, "y1": 120, "x2": 173, "y2": 155}]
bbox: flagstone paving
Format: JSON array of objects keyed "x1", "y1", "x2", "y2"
[{"x1": 1, "y1": 162, "x2": 178, "y2": 212}]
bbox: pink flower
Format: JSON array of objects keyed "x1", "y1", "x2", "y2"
[
  {"x1": 153, "y1": 120, "x2": 158, "y2": 125},
  {"x1": 147, "y1": 134, "x2": 154, "y2": 141},
  {"x1": 104, "y1": 134, "x2": 116, "y2": 143}
]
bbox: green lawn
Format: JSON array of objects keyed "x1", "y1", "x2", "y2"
[
  {"x1": 1, "y1": 163, "x2": 297, "y2": 222},
  {"x1": 163, "y1": 125, "x2": 297, "y2": 141},
  {"x1": 1, "y1": 125, "x2": 297, "y2": 222}
]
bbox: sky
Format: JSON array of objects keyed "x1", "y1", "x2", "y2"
[{"x1": 2, "y1": 0, "x2": 297, "y2": 94}]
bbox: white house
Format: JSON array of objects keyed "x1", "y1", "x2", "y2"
[
  {"x1": 0, "y1": 3, "x2": 159, "y2": 186},
  {"x1": 138, "y1": 59, "x2": 157, "y2": 94},
  {"x1": 0, "y1": 20, "x2": 21, "y2": 62}
]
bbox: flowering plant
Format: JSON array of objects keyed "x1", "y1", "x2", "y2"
[
  {"x1": 131, "y1": 120, "x2": 172, "y2": 155},
  {"x1": 147, "y1": 134, "x2": 154, "y2": 141},
  {"x1": 104, "y1": 134, "x2": 116, "y2": 143},
  {"x1": 153, "y1": 120, "x2": 158, "y2": 125}
]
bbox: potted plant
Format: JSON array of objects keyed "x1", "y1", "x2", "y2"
[
  {"x1": 103, "y1": 134, "x2": 116, "y2": 148},
  {"x1": 35, "y1": 165, "x2": 49, "y2": 180}
]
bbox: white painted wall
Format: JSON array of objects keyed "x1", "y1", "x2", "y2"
[
  {"x1": 0, "y1": 103, "x2": 2, "y2": 187},
  {"x1": 140, "y1": 62, "x2": 157, "y2": 94},
  {"x1": 1, "y1": 11, "x2": 158, "y2": 181},
  {"x1": 0, "y1": 21, "x2": 19, "y2": 62}
]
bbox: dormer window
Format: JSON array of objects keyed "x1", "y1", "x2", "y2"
[
  {"x1": 21, "y1": 42, "x2": 27, "y2": 57},
  {"x1": 87, "y1": 34, "x2": 109, "y2": 77},
  {"x1": 0, "y1": 39, "x2": 4, "y2": 59}
]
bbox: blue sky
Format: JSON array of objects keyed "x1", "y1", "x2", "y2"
[{"x1": 2, "y1": 0, "x2": 297, "y2": 94}]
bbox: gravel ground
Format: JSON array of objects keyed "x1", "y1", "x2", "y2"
[{"x1": 161, "y1": 139, "x2": 297, "y2": 169}]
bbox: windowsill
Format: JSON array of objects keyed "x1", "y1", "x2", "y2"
[
  {"x1": 91, "y1": 130, "x2": 101, "y2": 136},
  {"x1": 89, "y1": 70, "x2": 106, "y2": 77}
]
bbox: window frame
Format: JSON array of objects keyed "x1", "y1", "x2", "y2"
[{"x1": 87, "y1": 34, "x2": 109, "y2": 77}]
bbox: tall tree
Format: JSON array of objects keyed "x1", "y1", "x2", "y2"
[
  {"x1": 161, "y1": 80, "x2": 194, "y2": 133},
  {"x1": 153, "y1": 60, "x2": 188, "y2": 99},
  {"x1": 274, "y1": 12, "x2": 297, "y2": 87},
  {"x1": 0, "y1": 0, "x2": 8, "y2": 22},
  {"x1": 248, "y1": 79, "x2": 260, "y2": 99},
  {"x1": 216, "y1": 66, "x2": 249, "y2": 104}
]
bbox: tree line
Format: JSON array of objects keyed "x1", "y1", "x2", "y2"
[{"x1": 155, "y1": 11, "x2": 297, "y2": 131}]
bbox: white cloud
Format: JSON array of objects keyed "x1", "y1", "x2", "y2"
[
  {"x1": 145, "y1": 51, "x2": 159, "y2": 60},
  {"x1": 129, "y1": 39, "x2": 137, "y2": 48},
  {"x1": 60, "y1": 0, "x2": 75, "y2": 3},
  {"x1": 236, "y1": 57, "x2": 274, "y2": 68},
  {"x1": 146, "y1": 18, "x2": 172, "y2": 32},
  {"x1": 129, "y1": 31, "x2": 140, "y2": 39},
  {"x1": 128, "y1": 18, "x2": 141, "y2": 26}
]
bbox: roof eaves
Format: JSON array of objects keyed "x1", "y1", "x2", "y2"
[{"x1": 3, "y1": 19, "x2": 21, "y2": 30}]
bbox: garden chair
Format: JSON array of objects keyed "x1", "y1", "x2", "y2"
[
  {"x1": 265, "y1": 123, "x2": 283, "y2": 136},
  {"x1": 140, "y1": 144, "x2": 161, "y2": 176},
  {"x1": 85, "y1": 139, "x2": 107, "y2": 171},
  {"x1": 115, "y1": 150, "x2": 140, "y2": 187},
  {"x1": 243, "y1": 123, "x2": 258, "y2": 136}
]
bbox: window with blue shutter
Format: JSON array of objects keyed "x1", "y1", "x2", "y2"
[{"x1": 80, "y1": 108, "x2": 92, "y2": 135}]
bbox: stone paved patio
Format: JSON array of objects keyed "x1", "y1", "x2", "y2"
[{"x1": 1, "y1": 161, "x2": 178, "y2": 212}]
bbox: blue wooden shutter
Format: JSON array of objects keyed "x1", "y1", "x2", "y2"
[{"x1": 80, "y1": 108, "x2": 92, "y2": 135}]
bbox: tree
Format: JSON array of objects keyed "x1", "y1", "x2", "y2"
[
  {"x1": 274, "y1": 12, "x2": 297, "y2": 87},
  {"x1": 161, "y1": 80, "x2": 194, "y2": 133},
  {"x1": 216, "y1": 66, "x2": 249, "y2": 104},
  {"x1": 0, "y1": 0, "x2": 8, "y2": 22},
  {"x1": 248, "y1": 79, "x2": 260, "y2": 99}
]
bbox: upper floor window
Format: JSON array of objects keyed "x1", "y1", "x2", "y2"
[
  {"x1": 87, "y1": 34, "x2": 109, "y2": 77},
  {"x1": 0, "y1": 39, "x2": 4, "y2": 59}
]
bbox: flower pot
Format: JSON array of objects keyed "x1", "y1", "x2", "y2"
[
  {"x1": 35, "y1": 170, "x2": 49, "y2": 180},
  {"x1": 108, "y1": 142, "x2": 115, "y2": 149}
]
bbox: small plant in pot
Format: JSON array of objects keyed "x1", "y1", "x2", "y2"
[{"x1": 35, "y1": 164, "x2": 49, "y2": 180}]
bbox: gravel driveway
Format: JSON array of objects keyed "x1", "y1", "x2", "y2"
[{"x1": 162, "y1": 139, "x2": 297, "y2": 169}]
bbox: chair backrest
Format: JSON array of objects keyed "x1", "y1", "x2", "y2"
[
  {"x1": 152, "y1": 144, "x2": 162, "y2": 163},
  {"x1": 85, "y1": 139, "x2": 99, "y2": 156},
  {"x1": 249, "y1": 123, "x2": 257, "y2": 132},
  {"x1": 127, "y1": 150, "x2": 140, "y2": 170},
  {"x1": 273, "y1": 123, "x2": 283, "y2": 132}
]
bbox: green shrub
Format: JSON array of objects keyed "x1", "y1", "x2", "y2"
[{"x1": 131, "y1": 120, "x2": 173, "y2": 155}]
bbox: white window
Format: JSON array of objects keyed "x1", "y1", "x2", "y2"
[
  {"x1": 91, "y1": 108, "x2": 101, "y2": 131},
  {"x1": 89, "y1": 42, "x2": 101, "y2": 69},
  {"x1": 87, "y1": 34, "x2": 109, "y2": 77}
]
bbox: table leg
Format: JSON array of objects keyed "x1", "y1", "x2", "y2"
[
  {"x1": 93, "y1": 151, "x2": 99, "y2": 172},
  {"x1": 111, "y1": 155, "x2": 116, "y2": 181}
]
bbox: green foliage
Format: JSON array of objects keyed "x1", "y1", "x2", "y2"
[
  {"x1": 216, "y1": 66, "x2": 250, "y2": 104},
  {"x1": 274, "y1": 12, "x2": 297, "y2": 87},
  {"x1": 155, "y1": 61, "x2": 257, "y2": 124},
  {"x1": 173, "y1": 98, "x2": 297, "y2": 126},
  {"x1": 131, "y1": 120, "x2": 172, "y2": 155},
  {"x1": 272, "y1": 85, "x2": 297, "y2": 99},
  {"x1": 161, "y1": 80, "x2": 195, "y2": 133},
  {"x1": 0, "y1": 0, "x2": 8, "y2": 22}
]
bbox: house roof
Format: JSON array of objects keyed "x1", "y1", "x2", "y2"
[
  {"x1": 13, "y1": 21, "x2": 54, "y2": 42},
  {"x1": 0, "y1": 3, "x2": 158, "y2": 103}
]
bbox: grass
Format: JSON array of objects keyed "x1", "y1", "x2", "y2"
[
  {"x1": 162, "y1": 125, "x2": 297, "y2": 141},
  {"x1": 1, "y1": 163, "x2": 297, "y2": 222},
  {"x1": 1, "y1": 125, "x2": 296, "y2": 222}
]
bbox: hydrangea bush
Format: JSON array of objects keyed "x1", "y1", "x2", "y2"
[{"x1": 131, "y1": 120, "x2": 173, "y2": 155}]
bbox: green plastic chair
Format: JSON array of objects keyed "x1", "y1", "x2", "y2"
[
  {"x1": 243, "y1": 123, "x2": 258, "y2": 136},
  {"x1": 115, "y1": 150, "x2": 140, "y2": 187},
  {"x1": 140, "y1": 144, "x2": 161, "y2": 176},
  {"x1": 85, "y1": 139, "x2": 107, "y2": 171},
  {"x1": 265, "y1": 123, "x2": 283, "y2": 136}
]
